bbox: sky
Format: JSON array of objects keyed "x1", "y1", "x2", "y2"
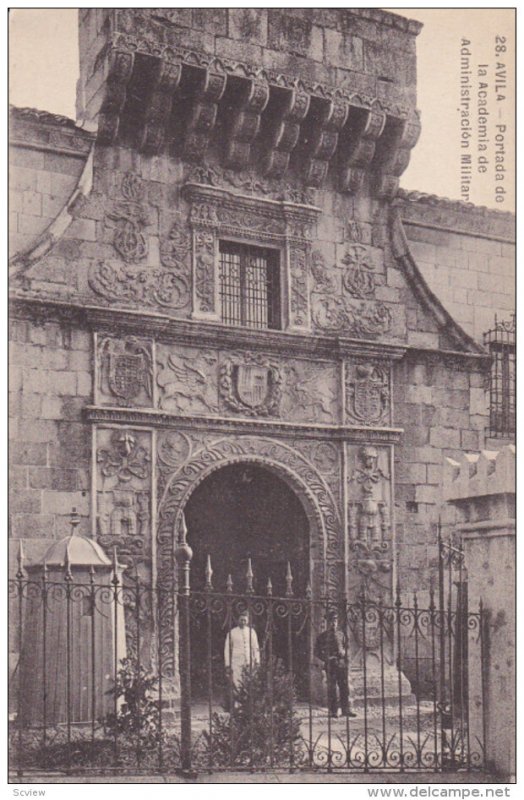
[{"x1": 9, "y1": 7, "x2": 515, "y2": 210}]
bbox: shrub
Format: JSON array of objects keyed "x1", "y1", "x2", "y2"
[
  {"x1": 203, "y1": 658, "x2": 302, "y2": 767},
  {"x1": 103, "y1": 657, "x2": 161, "y2": 754}
]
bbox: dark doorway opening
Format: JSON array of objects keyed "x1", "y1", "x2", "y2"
[{"x1": 184, "y1": 463, "x2": 310, "y2": 700}]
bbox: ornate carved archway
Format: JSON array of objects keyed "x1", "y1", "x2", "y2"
[
  {"x1": 156, "y1": 434, "x2": 343, "y2": 676},
  {"x1": 157, "y1": 434, "x2": 343, "y2": 591}
]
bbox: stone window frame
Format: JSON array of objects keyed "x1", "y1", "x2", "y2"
[{"x1": 182, "y1": 182, "x2": 321, "y2": 333}]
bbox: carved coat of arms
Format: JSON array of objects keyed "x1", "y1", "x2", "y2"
[
  {"x1": 347, "y1": 363, "x2": 390, "y2": 426},
  {"x1": 99, "y1": 336, "x2": 153, "y2": 406},
  {"x1": 220, "y1": 355, "x2": 282, "y2": 416}
]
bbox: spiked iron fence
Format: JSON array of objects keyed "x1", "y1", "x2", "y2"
[{"x1": 9, "y1": 532, "x2": 488, "y2": 776}]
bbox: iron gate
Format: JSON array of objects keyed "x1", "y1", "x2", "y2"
[{"x1": 9, "y1": 532, "x2": 488, "y2": 776}]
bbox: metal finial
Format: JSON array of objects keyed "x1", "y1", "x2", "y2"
[
  {"x1": 16, "y1": 539, "x2": 25, "y2": 578},
  {"x1": 205, "y1": 554, "x2": 213, "y2": 591},
  {"x1": 64, "y1": 545, "x2": 73, "y2": 582},
  {"x1": 111, "y1": 546, "x2": 119, "y2": 585},
  {"x1": 70, "y1": 507, "x2": 80, "y2": 534},
  {"x1": 246, "y1": 558, "x2": 254, "y2": 594},
  {"x1": 178, "y1": 513, "x2": 188, "y2": 546},
  {"x1": 395, "y1": 580, "x2": 401, "y2": 607},
  {"x1": 413, "y1": 591, "x2": 418, "y2": 610},
  {"x1": 305, "y1": 582, "x2": 312, "y2": 600},
  {"x1": 226, "y1": 573, "x2": 233, "y2": 594},
  {"x1": 285, "y1": 561, "x2": 294, "y2": 597},
  {"x1": 266, "y1": 577, "x2": 273, "y2": 597}
]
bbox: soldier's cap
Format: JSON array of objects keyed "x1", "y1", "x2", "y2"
[{"x1": 325, "y1": 609, "x2": 338, "y2": 620}]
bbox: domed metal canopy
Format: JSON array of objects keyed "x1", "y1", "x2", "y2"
[{"x1": 42, "y1": 533, "x2": 111, "y2": 568}]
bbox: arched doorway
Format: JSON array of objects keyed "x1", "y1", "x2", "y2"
[
  {"x1": 183, "y1": 462, "x2": 310, "y2": 700},
  {"x1": 184, "y1": 463, "x2": 310, "y2": 595}
]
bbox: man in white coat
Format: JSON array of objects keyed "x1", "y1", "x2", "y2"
[{"x1": 224, "y1": 611, "x2": 260, "y2": 689}]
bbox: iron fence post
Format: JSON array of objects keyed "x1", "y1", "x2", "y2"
[{"x1": 175, "y1": 530, "x2": 193, "y2": 776}]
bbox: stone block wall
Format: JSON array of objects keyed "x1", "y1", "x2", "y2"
[
  {"x1": 394, "y1": 352, "x2": 489, "y2": 593},
  {"x1": 9, "y1": 108, "x2": 93, "y2": 259},
  {"x1": 399, "y1": 191, "x2": 515, "y2": 342},
  {"x1": 9, "y1": 316, "x2": 92, "y2": 553}
]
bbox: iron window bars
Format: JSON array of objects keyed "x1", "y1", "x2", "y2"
[
  {"x1": 219, "y1": 241, "x2": 281, "y2": 330},
  {"x1": 484, "y1": 314, "x2": 515, "y2": 439}
]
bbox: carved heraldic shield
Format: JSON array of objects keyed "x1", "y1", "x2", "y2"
[
  {"x1": 236, "y1": 365, "x2": 270, "y2": 408},
  {"x1": 109, "y1": 353, "x2": 145, "y2": 401}
]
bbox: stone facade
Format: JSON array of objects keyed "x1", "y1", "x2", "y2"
[{"x1": 9, "y1": 10, "x2": 514, "y2": 624}]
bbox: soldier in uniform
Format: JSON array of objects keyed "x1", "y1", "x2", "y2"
[{"x1": 314, "y1": 609, "x2": 357, "y2": 718}]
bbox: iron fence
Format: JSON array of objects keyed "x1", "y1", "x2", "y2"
[{"x1": 9, "y1": 538, "x2": 488, "y2": 776}]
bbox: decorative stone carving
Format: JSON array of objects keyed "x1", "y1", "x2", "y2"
[
  {"x1": 304, "y1": 98, "x2": 349, "y2": 188},
  {"x1": 98, "y1": 49, "x2": 135, "y2": 145},
  {"x1": 347, "y1": 445, "x2": 392, "y2": 594},
  {"x1": 311, "y1": 248, "x2": 391, "y2": 338},
  {"x1": 339, "y1": 109, "x2": 386, "y2": 194},
  {"x1": 345, "y1": 361, "x2": 390, "y2": 427},
  {"x1": 342, "y1": 245, "x2": 377, "y2": 299},
  {"x1": 373, "y1": 114, "x2": 421, "y2": 199},
  {"x1": 107, "y1": 172, "x2": 149, "y2": 262},
  {"x1": 156, "y1": 433, "x2": 343, "y2": 673},
  {"x1": 184, "y1": 182, "x2": 320, "y2": 328},
  {"x1": 311, "y1": 249, "x2": 336, "y2": 293},
  {"x1": 220, "y1": 353, "x2": 282, "y2": 417},
  {"x1": 97, "y1": 429, "x2": 151, "y2": 483},
  {"x1": 187, "y1": 163, "x2": 315, "y2": 205},
  {"x1": 88, "y1": 261, "x2": 191, "y2": 310},
  {"x1": 225, "y1": 79, "x2": 270, "y2": 169},
  {"x1": 156, "y1": 346, "x2": 218, "y2": 415},
  {"x1": 96, "y1": 428, "x2": 152, "y2": 565},
  {"x1": 289, "y1": 245, "x2": 309, "y2": 328},
  {"x1": 184, "y1": 70, "x2": 226, "y2": 162},
  {"x1": 263, "y1": 88, "x2": 310, "y2": 179},
  {"x1": 140, "y1": 60, "x2": 181, "y2": 154},
  {"x1": 97, "y1": 335, "x2": 153, "y2": 408},
  {"x1": 158, "y1": 212, "x2": 191, "y2": 309},
  {"x1": 282, "y1": 361, "x2": 338, "y2": 424},
  {"x1": 193, "y1": 229, "x2": 215, "y2": 315}
]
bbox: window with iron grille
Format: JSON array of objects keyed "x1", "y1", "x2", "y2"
[
  {"x1": 219, "y1": 241, "x2": 281, "y2": 330},
  {"x1": 484, "y1": 314, "x2": 515, "y2": 438}
]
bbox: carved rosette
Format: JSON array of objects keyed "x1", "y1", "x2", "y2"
[
  {"x1": 346, "y1": 444, "x2": 393, "y2": 600},
  {"x1": 219, "y1": 352, "x2": 282, "y2": 417},
  {"x1": 345, "y1": 360, "x2": 391, "y2": 427},
  {"x1": 96, "y1": 335, "x2": 154, "y2": 408},
  {"x1": 95, "y1": 427, "x2": 153, "y2": 567}
]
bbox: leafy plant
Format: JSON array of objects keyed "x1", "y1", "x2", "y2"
[
  {"x1": 103, "y1": 657, "x2": 161, "y2": 754},
  {"x1": 203, "y1": 658, "x2": 302, "y2": 767}
]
